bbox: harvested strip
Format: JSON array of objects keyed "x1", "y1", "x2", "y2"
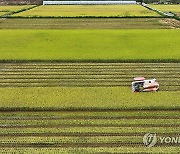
[
  {"x1": 0, "y1": 124, "x2": 180, "y2": 128},
  {"x1": 0, "y1": 132, "x2": 179, "y2": 137},
  {"x1": 1, "y1": 62, "x2": 179, "y2": 90},
  {"x1": 1, "y1": 68, "x2": 180, "y2": 72},
  {"x1": 0, "y1": 74, "x2": 179, "y2": 78},
  {"x1": 0, "y1": 142, "x2": 144, "y2": 148},
  {"x1": 1, "y1": 116, "x2": 179, "y2": 120},
  {"x1": 0, "y1": 142, "x2": 179, "y2": 148}
]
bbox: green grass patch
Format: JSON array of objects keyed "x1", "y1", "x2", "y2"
[
  {"x1": 13, "y1": 5, "x2": 160, "y2": 17},
  {"x1": 0, "y1": 87, "x2": 179, "y2": 109},
  {"x1": 0, "y1": 30, "x2": 179, "y2": 60}
]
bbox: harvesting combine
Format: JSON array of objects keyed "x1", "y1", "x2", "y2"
[{"x1": 132, "y1": 77, "x2": 159, "y2": 92}]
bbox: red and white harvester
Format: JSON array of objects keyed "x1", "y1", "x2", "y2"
[{"x1": 131, "y1": 77, "x2": 159, "y2": 92}]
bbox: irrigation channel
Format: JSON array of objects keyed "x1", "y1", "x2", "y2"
[{"x1": 0, "y1": 62, "x2": 179, "y2": 91}]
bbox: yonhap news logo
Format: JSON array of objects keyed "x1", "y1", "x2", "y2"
[
  {"x1": 143, "y1": 133, "x2": 180, "y2": 147},
  {"x1": 143, "y1": 133, "x2": 157, "y2": 147}
]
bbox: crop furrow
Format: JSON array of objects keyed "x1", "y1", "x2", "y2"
[
  {"x1": 0, "y1": 63, "x2": 179, "y2": 90},
  {"x1": 0, "y1": 132, "x2": 179, "y2": 137},
  {"x1": 0, "y1": 124, "x2": 180, "y2": 128},
  {"x1": 1, "y1": 116, "x2": 179, "y2": 120}
]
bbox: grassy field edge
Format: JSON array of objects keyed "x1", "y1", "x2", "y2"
[{"x1": 0, "y1": 59, "x2": 180, "y2": 63}]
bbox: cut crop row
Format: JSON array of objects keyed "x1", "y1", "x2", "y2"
[
  {"x1": 1, "y1": 111, "x2": 179, "y2": 118},
  {"x1": 0, "y1": 127, "x2": 179, "y2": 134},
  {"x1": 0, "y1": 147, "x2": 179, "y2": 153},
  {"x1": 0, "y1": 118, "x2": 179, "y2": 126}
]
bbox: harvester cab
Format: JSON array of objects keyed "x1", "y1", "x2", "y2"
[{"x1": 132, "y1": 77, "x2": 159, "y2": 92}]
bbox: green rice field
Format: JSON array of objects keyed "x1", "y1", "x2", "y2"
[
  {"x1": 0, "y1": 5, "x2": 34, "y2": 16},
  {"x1": 1, "y1": 62, "x2": 179, "y2": 152},
  {"x1": 0, "y1": 87, "x2": 179, "y2": 109},
  {"x1": 0, "y1": 30, "x2": 179, "y2": 60},
  {"x1": 150, "y1": 4, "x2": 180, "y2": 16},
  {"x1": 14, "y1": 5, "x2": 160, "y2": 17},
  {"x1": 0, "y1": 5, "x2": 33, "y2": 12},
  {"x1": 0, "y1": 12, "x2": 5, "y2": 16},
  {"x1": 0, "y1": 4, "x2": 179, "y2": 153},
  {"x1": 0, "y1": 62, "x2": 179, "y2": 109}
]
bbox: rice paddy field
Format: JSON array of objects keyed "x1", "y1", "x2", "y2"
[
  {"x1": 1, "y1": 18, "x2": 178, "y2": 29},
  {"x1": 0, "y1": 12, "x2": 5, "y2": 16},
  {"x1": 0, "y1": 30, "x2": 180, "y2": 60},
  {"x1": 0, "y1": 5, "x2": 34, "y2": 17},
  {"x1": 149, "y1": 4, "x2": 180, "y2": 16},
  {"x1": 0, "y1": 63, "x2": 180, "y2": 109},
  {"x1": 13, "y1": 5, "x2": 160, "y2": 17},
  {"x1": 0, "y1": 3, "x2": 180, "y2": 153},
  {"x1": 0, "y1": 5, "x2": 33, "y2": 12},
  {"x1": 1, "y1": 87, "x2": 180, "y2": 109},
  {"x1": 0, "y1": 62, "x2": 179, "y2": 152},
  {"x1": 0, "y1": 110, "x2": 179, "y2": 153}
]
